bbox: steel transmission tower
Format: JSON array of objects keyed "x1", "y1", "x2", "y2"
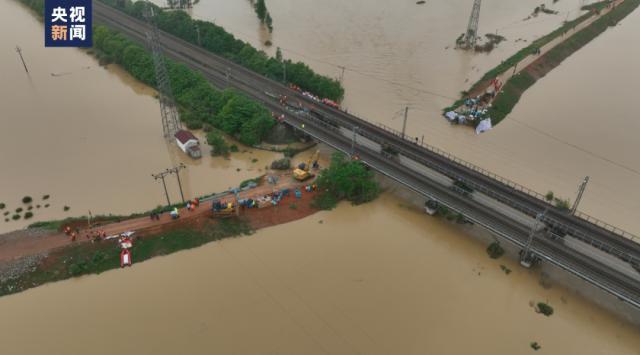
[
  {"x1": 145, "y1": 5, "x2": 182, "y2": 140},
  {"x1": 463, "y1": 0, "x2": 482, "y2": 49}
]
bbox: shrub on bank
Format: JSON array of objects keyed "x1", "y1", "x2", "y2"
[
  {"x1": 313, "y1": 153, "x2": 380, "y2": 210},
  {"x1": 486, "y1": 242, "x2": 505, "y2": 259}
]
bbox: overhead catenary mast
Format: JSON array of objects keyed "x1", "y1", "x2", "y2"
[
  {"x1": 144, "y1": 4, "x2": 182, "y2": 140},
  {"x1": 463, "y1": 0, "x2": 482, "y2": 50}
]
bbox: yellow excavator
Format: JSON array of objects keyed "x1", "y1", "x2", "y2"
[{"x1": 293, "y1": 150, "x2": 319, "y2": 181}]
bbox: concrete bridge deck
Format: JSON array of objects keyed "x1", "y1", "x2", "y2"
[{"x1": 93, "y1": 1, "x2": 640, "y2": 308}]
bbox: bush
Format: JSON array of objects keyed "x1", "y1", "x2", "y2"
[
  {"x1": 311, "y1": 192, "x2": 338, "y2": 211},
  {"x1": 43, "y1": 194, "x2": 50, "y2": 200},
  {"x1": 282, "y1": 146, "x2": 297, "y2": 158},
  {"x1": 22, "y1": 196, "x2": 32, "y2": 204},
  {"x1": 207, "y1": 130, "x2": 230, "y2": 156},
  {"x1": 0, "y1": 203, "x2": 5, "y2": 209},
  {"x1": 537, "y1": 302, "x2": 554, "y2": 316},
  {"x1": 230, "y1": 144, "x2": 239, "y2": 152},
  {"x1": 314, "y1": 152, "x2": 380, "y2": 207},
  {"x1": 63, "y1": 206, "x2": 70, "y2": 211},
  {"x1": 15, "y1": 208, "x2": 23, "y2": 213},
  {"x1": 3, "y1": 211, "x2": 8, "y2": 216},
  {"x1": 545, "y1": 191, "x2": 554, "y2": 202},
  {"x1": 44, "y1": 204, "x2": 50, "y2": 208},
  {"x1": 487, "y1": 242, "x2": 505, "y2": 259},
  {"x1": 12, "y1": 214, "x2": 21, "y2": 221},
  {"x1": 24, "y1": 212, "x2": 34, "y2": 219},
  {"x1": 554, "y1": 198, "x2": 570, "y2": 211},
  {"x1": 240, "y1": 178, "x2": 260, "y2": 189},
  {"x1": 270, "y1": 158, "x2": 291, "y2": 170}
]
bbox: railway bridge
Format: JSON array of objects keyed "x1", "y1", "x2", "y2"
[{"x1": 94, "y1": 1, "x2": 640, "y2": 308}]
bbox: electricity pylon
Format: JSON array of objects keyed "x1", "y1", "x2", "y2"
[
  {"x1": 463, "y1": 0, "x2": 482, "y2": 49},
  {"x1": 144, "y1": 5, "x2": 182, "y2": 140}
]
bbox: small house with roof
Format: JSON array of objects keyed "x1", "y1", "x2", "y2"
[{"x1": 175, "y1": 130, "x2": 202, "y2": 159}]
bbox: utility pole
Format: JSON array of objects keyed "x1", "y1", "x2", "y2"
[
  {"x1": 167, "y1": 163, "x2": 187, "y2": 204},
  {"x1": 195, "y1": 24, "x2": 201, "y2": 46},
  {"x1": 283, "y1": 62, "x2": 286, "y2": 84},
  {"x1": 570, "y1": 176, "x2": 589, "y2": 215},
  {"x1": 15, "y1": 46, "x2": 28, "y2": 73},
  {"x1": 351, "y1": 126, "x2": 358, "y2": 157},
  {"x1": 520, "y1": 211, "x2": 546, "y2": 267},
  {"x1": 401, "y1": 106, "x2": 409, "y2": 140},
  {"x1": 463, "y1": 0, "x2": 482, "y2": 49},
  {"x1": 338, "y1": 65, "x2": 346, "y2": 85},
  {"x1": 152, "y1": 170, "x2": 173, "y2": 207}
]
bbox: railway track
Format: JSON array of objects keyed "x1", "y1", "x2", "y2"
[{"x1": 93, "y1": 2, "x2": 640, "y2": 307}]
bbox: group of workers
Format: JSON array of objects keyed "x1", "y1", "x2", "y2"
[{"x1": 64, "y1": 225, "x2": 105, "y2": 243}]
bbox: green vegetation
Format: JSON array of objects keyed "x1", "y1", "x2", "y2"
[
  {"x1": 500, "y1": 264, "x2": 512, "y2": 275},
  {"x1": 12, "y1": 214, "x2": 21, "y2": 221},
  {"x1": 537, "y1": 302, "x2": 554, "y2": 316},
  {"x1": 0, "y1": 203, "x2": 5, "y2": 209},
  {"x1": 545, "y1": 191, "x2": 555, "y2": 202},
  {"x1": 486, "y1": 71, "x2": 536, "y2": 125},
  {"x1": 254, "y1": 0, "x2": 273, "y2": 32},
  {"x1": 477, "y1": 0, "x2": 640, "y2": 125},
  {"x1": 313, "y1": 153, "x2": 380, "y2": 210},
  {"x1": 554, "y1": 198, "x2": 571, "y2": 211},
  {"x1": 92, "y1": 26, "x2": 275, "y2": 146},
  {"x1": 240, "y1": 177, "x2": 261, "y2": 189},
  {"x1": 0, "y1": 219, "x2": 253, "y2": 297},
  {"x1": 24, "y1": 212, "x2": 34, "y2": 220},
  {"x1": 22, "y1": 196, "x2": 32, "y2": 204},
  {"x1": 270, "y1": 158, "x2": 291, "y2": 170},
  {"x1": 98, "y1": 0, "x2": 343, "y2": 101},
  {"x1": 63, "y1": 206, "x2": 70, "y2": 211},
  {"x1": 3, "y1": 211, "x2": 8, "y2": 216},
  {"x1": 15, "y1": 207, "x2": 23, "y2": 213},
  {"x1": 531, "y1": 342, "x2": 542, "y2": 351},
  {"x1": 207, "y1": 130, "x2": 230, "y2": 157},
  {"x1": 487, "y1": 242, "x2": 505, "y2": 259}
]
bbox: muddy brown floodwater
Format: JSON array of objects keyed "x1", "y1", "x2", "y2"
[
  {"x1": 0, "y1": 0, "x2": 279, "y2": 233},
  {"x1": 178, "y1": 0, "x2": 640, "y2": 235},
  {"x1": 1, "y1": 0, "x2": 639, "y2": 354},
  {"x1": 0, "y1": 195, "x2": 639, "y2": 354}
]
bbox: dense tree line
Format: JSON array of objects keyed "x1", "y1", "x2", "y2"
[
  {"x1": 99, "y1": 0, "x2": 344, "y2": 101},
  {"x1": 94, "y1": 26, "x2": 274, "y2": 146}
]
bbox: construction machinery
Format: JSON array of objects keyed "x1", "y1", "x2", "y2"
[
  {"x1": 212, "y1": 196, "x2": 238, "y2": 218},
  {"x1": 293, "y1": 150, "x2": 320, "y2": 181}
]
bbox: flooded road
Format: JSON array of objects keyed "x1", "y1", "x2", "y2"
[
  {"x1": 179, "y1": 0, "x2": 640, "y2": 234},
  {"x1": 0, "y1": 195, "x2": 638, "y2": 354},
  {"x1": 0, "y1": 0, "x2": 279, "y2": 233}
]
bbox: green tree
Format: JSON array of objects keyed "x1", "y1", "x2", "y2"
[
  {"x1": 255, "y1": 0, "x2": 267, "y2": 21},
  {"x1": 315, "y1": 153, "x2": 380, "y2": 208}
]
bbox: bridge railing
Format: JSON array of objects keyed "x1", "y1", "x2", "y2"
[
  {"x1": 365, "y1": 120, "x2": 549, "y2": 202},
  {"x1": 575, "y1": 211, "x2": 638, "y2": 243},
  {"x1": 350, "y1": 117, "x2": 640, "y2": 244}
]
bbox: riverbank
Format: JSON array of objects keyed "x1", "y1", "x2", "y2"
[
  {"x1": 0, "y1": 176, "x2": 320, "y2": 297},
  {"x1": 446, "y1": 0, "x2": 640, "y2": 127}
]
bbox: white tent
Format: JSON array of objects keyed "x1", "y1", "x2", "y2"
[{"x1": 475, "y1": 118, "x2": 493, "y2": 135}]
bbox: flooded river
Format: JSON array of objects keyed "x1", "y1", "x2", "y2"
[
  {"x1": 178, "y1": 0, "x2": 640, "y2": 234},
  {"x1": 0, "y1": 0, "x2": 279, "y2": 233},
  {"x1": 1, "y1": 0, "x2": 639, "y2": 354},
  {"x1": 0, "y1": 195, "x2": 639, "y2": 354}
]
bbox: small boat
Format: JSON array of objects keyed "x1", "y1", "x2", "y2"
[{"x1": 120, "y1": 249, "x2": 132, "y2": 268}]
